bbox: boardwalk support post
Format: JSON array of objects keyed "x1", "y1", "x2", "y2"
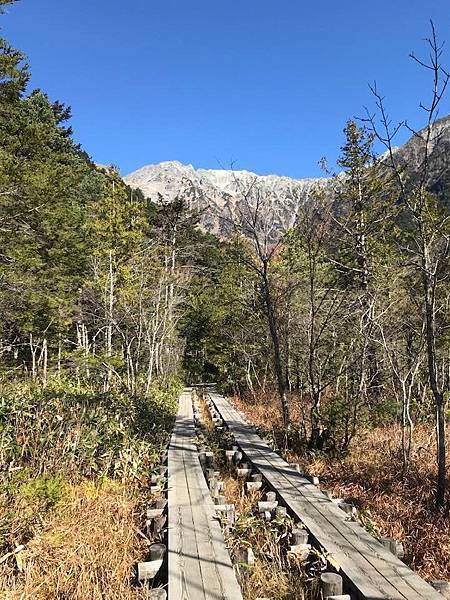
[
  {"x1": 275, "y1": 506, "x2": 287, "y2": 518},
  {"x1": 379, "y1": 537, "x2": 404, "y2": 558},
  {"x1": 292, "y1": 528, "x2": 308, "y2": 545},
  {"x1": 338, "y1": 502, "x2": 357, "y2": 518},
  {"x1": 147, "y1": 590, "x2": 167, "y2": 599},
  {"x1": 235, "y1": 547, "x2": 255, "y2": 564},
  {"x1": 236, "y1": 467, "x2": 251, "y2": 479},
  {"x1": 258, "y1": 500, "x2": 278, "y2": 512},
  {"x1": 225, "y1": 450, "x2": 235, "y2": 463},
  {"x1": 137, "y1": 559, "x2": 163, "y2": 581},
  {"x1": 246, "y1": 481, "x2": 263, "y2": 492},
  {"x1": 320, "y1": 572, "x2": 343, "y2": 597},
  {"x1": 149, "y1": 543, "x2": 166, "y2": 561}
]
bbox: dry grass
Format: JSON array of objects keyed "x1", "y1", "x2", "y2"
[
  {"x1": 306, "y1": 425, "x2": 450, "y2": 580},
  {"x1": 0, "y1": 479, "x2": 151, "y2": 600},
  {"x1": 234, "y1": 394, "x2": 285, "y2": 432},
  {"x1": 197, "y1": 395, "x2": 318, "y2": 600},
  {"x1": 233, "y1": 393, "x2": 450, "y2": 582},
  {"x1": 221, "y1": 475, "x2": 314, "y2": 600}
]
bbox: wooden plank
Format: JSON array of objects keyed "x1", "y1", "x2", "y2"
[
  {"x1": 209, "y1": 391, "x2": 442, "y2": 600},
  {"x1": 168, "y1": 392, "x2": 204, "y2": 600},
  {"x1": 215, "y1": 396, "x2": 439, "y2": 600},
  {"x1": 168, "y1": 389, "x2": 243, "y2": 600}
]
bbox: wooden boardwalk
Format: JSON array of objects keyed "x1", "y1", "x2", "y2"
[
  {"x1": 208, "y1": 390, "x2": 442, "y2": 600},
  {"x1": 167, "y1": 388, "x2": 243, "y2": 600}
]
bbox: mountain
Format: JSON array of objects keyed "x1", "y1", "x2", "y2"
[
  {"x1": 124, "y1": 161, "x2": 326, "y2": 236},
  {"x1": 391, "y1": 114, "x2": 450, "y2": 204},
  {"x1": 124, "y1": 116, "x2": 450, "y2": 235}
]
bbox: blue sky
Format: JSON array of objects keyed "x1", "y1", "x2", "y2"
[{"x1": 3, "y1": 0, "x2": 450, "y2": 178}]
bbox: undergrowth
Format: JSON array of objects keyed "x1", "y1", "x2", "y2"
[
  {"x1": 1, "y1": 479, "x2": 148, "y2": 599},
  {"x1": 0, "y1": 378, "x2": 178, "y2": 483},
  {"x1": 0, "y1": 376, "x2": 181, "y2": 598},
  {"x1": 221, "y1": 476, "x2": 322, "y2": 600}
]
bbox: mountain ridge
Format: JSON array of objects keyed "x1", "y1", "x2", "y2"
[
  {"x1": 124, "y1": 115, "x2": 450, "y2": 235},
  {"x1": 124, "y1": 160, "x2": 327, "y2": 235}
]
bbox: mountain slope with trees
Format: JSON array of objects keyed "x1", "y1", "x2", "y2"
[{"x1": 0, "y1": 2, "x2": 186, "y2": 596}]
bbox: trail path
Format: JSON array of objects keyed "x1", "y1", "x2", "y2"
[
  {"x1": 167, "y1": 388, "x2": 243, "y2": 600},
  {"x1": 208, "y1": 389, "x2": 443, "y2": 600}
]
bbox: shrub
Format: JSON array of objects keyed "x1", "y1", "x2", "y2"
[
  {"x1": 19, "y1": 475, "x2": 65, "y2": 509},
  {"x1": 0, "y1": 376, "x2": 181, "y2": 558},
  {"x1": 0, "y1": 378, "x2": 178, "y2": 484}
]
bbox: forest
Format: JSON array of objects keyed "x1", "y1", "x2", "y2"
[{"x1": 0, "y1": 0, "x2": 449, "y2": 597}]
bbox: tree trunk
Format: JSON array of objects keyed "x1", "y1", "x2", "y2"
[
  {"x1": 42, "y1": 338, "x2": 47, "y2": 386},
  {"x1": 422, "y1": 244, "x2": 446, "y2": 507},
  {"x1": 57, "y1": 335, "x2": 62, "y2": 378},
  {"x1": 105, "y1": 250, "x2": 115, "y2": 390},
  {"x1": 436, "y1": 395, "x2": 446, "y2": 508},
  {"x1": 262, "y1": 265, "x2": 290, "y2": 428},
  {"x1": 30, "y1": 333, "x2": 37, "y2": 381}
]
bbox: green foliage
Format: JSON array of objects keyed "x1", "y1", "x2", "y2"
[
  {"x1": 0, "y1": 6, "x2": 187, "y2": 392},
  {"x1": 370, "y1": 396, "x2": 401, "y2": 425},
  {"x1": 183, "y1": 235, "x2": 266, "y2": 389},
  {"x1": 19, "y1": 475, "x2": 65, "y2": 509},
  {"x1": 0, "y1": 82, "x2": 106, "y2": 342},
  {"x1": 0, "y1": 378, "x2": 178, "y2": 485}
]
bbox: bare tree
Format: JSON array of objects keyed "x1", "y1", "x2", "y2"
[
  {"x1": 364, "y1": 22, "x2": 450, "y2": 506},
  {"x1": 229, "y1": 177, "x2": 293, "y2": 427}
]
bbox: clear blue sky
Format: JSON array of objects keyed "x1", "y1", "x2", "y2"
[{"x1": 3, "y1": 0, "x2": 450, "y2": 178}]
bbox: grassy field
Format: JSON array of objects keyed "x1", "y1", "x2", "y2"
[{"x1": 0, "y1": 379, "x2": 179, "y2": 599}]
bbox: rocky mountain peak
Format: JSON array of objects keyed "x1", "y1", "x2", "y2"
[
  {"x1": 124, "y1": 162, "x2": 326, "y2": 235},
  {"x1": 124, "y1": 115, "x2": 450, "y2": 235}
]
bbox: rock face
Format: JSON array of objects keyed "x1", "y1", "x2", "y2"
[
  {"x1": 124, "y1": 161, "x2": 326, "y2": 236},
  {"x1": 124, "y1": 115, "x2": 450, "y2": 235},
  {"x1": 392, "y1": 115, "x2": 450, "y2": 205}
]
